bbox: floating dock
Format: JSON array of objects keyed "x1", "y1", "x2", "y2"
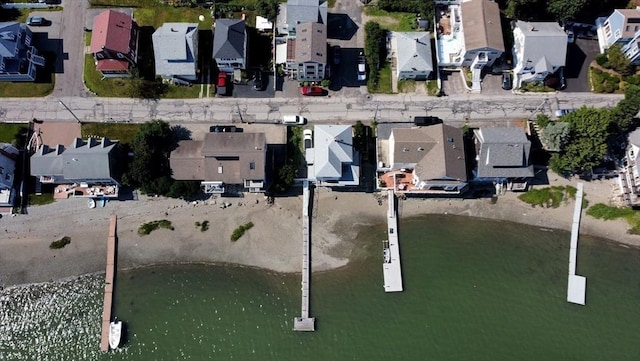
[
  {"x1": 567, "y1": 183, "x2": 587, "y2": 305},
  {"x1": 100, "y1": 215, "x2": 117, "y2": 351},
  {"x1": 294, "y1": 181, "x2": 315, "y2": 331},
  {"x1": 383, "y1": 189, "x2": 403, "y2": 292}
]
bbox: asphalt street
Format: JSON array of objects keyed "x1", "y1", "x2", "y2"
[{"x1": 1, "y1": 92, "x2": 623, "y2": 128}]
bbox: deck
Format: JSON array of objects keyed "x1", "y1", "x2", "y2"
[
  {"x1": 383, "y1": 189, "x2": 403, "y2": 292},
  {"x1": 294, "y1": 181, "x2": 315, "y2": 331},
  {"x1": 100, "y1": 215, "x2": 117, "y2": 351},
  {"x1": 567, "y1": 183, "x2": 587, "y2": 305}
]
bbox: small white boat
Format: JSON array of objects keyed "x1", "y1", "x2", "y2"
[
  {"x1": 87, "y1": 198, "x2": 96, "y2": 209},
  {"x1": 109, "y1": 320, "x2": 122, "y2": 349}
]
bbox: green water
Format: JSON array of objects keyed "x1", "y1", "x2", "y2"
[{"x1": 102, "y1": 215, "x2": 640, "y2": 361}]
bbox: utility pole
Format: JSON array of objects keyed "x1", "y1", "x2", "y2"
[{"x1": 58, "y1": 100, "x2": 81, "y2": 124}]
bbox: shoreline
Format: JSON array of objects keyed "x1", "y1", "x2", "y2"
[{"x1": 1, "y1": 177, "x2": 638, "y2": 287}]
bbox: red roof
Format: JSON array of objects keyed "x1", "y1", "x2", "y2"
[
  {"x1": 96, "y1": 59, "x2": 130, "y2": 71},
  {"x1": 90, "y1": 10, "x2": 135, "y2": 54}
]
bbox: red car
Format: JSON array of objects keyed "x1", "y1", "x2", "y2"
[
  {"x1": 300, "y1": 86, "x2": 325, "y2": 96},
  {"x1": 217, "y1": 72, "x2": 228, "y2": 95}
]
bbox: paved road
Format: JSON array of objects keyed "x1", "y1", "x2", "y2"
[{"x1": 0, "y1": 92, "x2": 623, "y2": 128}]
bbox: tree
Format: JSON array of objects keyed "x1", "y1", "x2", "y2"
[
  {"x1": 540, "y1": 121, "x2": 570, "y2": 152},
  {"x1": 255, "y1": 0, "x2": 279, "y2": 23},
  {"x1": 610, "y1": 84, "x2": 640, "y2": 133},
  {"x1": 124, "y1": 120, "x2": 174, "y2": 194},
  {"x1": 550, "y1": 107, "x2": 611, "y2": 174},
  {"x1": 364, "y1": 21, "x2": 385, "y2": 86},
  {"x1": 548, "y1": 0, "x2": 588, "y2": 22},
  {"x1": 606, "y1": 45, "x2": 632, "y2": 75}
]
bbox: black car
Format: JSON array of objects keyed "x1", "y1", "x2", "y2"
[
  {"x1": 252, "y1": 71, "x2": 264, "y2": 91},
  {"x1": 210, "y1": 125, "x2": 240, "y2": 133},
  {"x1": 502, "y1": 72, "x2": 512, "y2": 90}
]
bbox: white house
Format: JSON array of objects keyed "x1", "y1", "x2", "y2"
[
  {"x1": 309, "y1": 125, "x2": 359, "y2": 186},
  {"x1": 152, "y1": 23, "x2": 199, "y2": 84},
  {"x1": 392, "y1": 32, "x2": 433, "y2": 80},
  {"x1": 512, "y1": 21, "x2": 567, "y2": 88}
]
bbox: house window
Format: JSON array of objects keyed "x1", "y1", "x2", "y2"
[
  {"x1": 96, "y1": 53, "x2": 104, "y2": 59},
  {"x1": 615, "y1": 29, "x2": 621, "y2": 38},
  {"x1": 117, "y1": 53, "x2": 125, "y2": 59},
  {"x1": 626, "y1": 26, "x2": 630, "y2": 32},
  {"x1": 604, "y1": 22, "x2": 612, "y2": 37},
  {"x1": 250, "y1": 161, "x2": 255, "y2": 170}
]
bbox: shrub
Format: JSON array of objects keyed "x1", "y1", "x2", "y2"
[
  {"x1": 586, "y1": 203, "x2": 634, "y2": 220},
  {"x1": 517, "y1": 186, "x2": 570, "y2": 208},
  {"x1": 195, "y1": 220, "x2": 209, "y2": 232},
  {"x1": 595, "y1": 53, "x2": 608, "y2": 67},
  {"x1": 535, "y1": 114, "x2": 551, "y2": 128},
  {"x1": 231, "y1": 222, "x2": 254, "y2": 242},
  {"x1": 50, "y1": 236, "x2": 71, "y2": 249},
  {"x1": 138, "y1": 219, "x2": 174, "y2": 236}
]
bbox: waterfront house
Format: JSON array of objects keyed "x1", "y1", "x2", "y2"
[
  {"x1": 473, "y1": 127, "x2": 534, "y2": 191},
  {"x1": 0, "y1": 22, "x2": 45, "y2": 82},
  {"x1": 89, "y1": 10, "x2": 139, "y2": 78},
  {"x1": 596, "y1": 7, "x2": 640, "y2": 64},
  {"x1": 617, "y1": 128, "x2": 640, "y2": 206},
  {"x1": 213, "y1": 19, "x2": 247, "y2": 73},
  {"x1": 390, "y1": 31, "x2": 433, "y2": 80},
  {"x1": 512, "y1": 21, "x2": 567, "y2": 88},
  {"x1": 277, "y1": 0, "x2": 327, "y2": 38},
  {"x1": 30, "y1": 137, "x2": 122, "y2": 198},
  {"x1": 294, "y1": 22, "x2": 327, "y2": 82},
  {"x1": 0, "y1": 143, "x2": 19, "y2": 212},
  {"x1": 308, "y1": 125, "x2": 359, "y2": 186},
  {"x1": 170, "y1": 132, "x2": 267, "y2": 194},
  {"x1": 378, "y1": 123, "x2": 468, "y2": 194},
  {"x1": 152, "y1": 22, "x2": 199, "y2": 85}
]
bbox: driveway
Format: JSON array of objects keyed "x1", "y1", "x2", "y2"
[
  {"x1": 481, "y1": 73, "x2": 511, "y2": 95},
  {"x1": 563, "y1": 38, "x2": 598, "y2": 93},
  {"x1": 440, "y1": 70, "x2": 468, "y2": 96}
]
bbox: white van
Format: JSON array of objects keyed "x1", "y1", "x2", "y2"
[{"x1": 282, "y1": 115, "x2": 307, "y2": 125}]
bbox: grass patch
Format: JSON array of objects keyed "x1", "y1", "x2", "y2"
[
  {"x1": 132, "y1": 6, "x2": 213, "y2": 30},
  {"x1": 89, "y1": 0, "x2": 158, "y2": 7},
  {"x1": 519, "y1": 81, "x2": 556, "y2": 93},
  {"x1": 368, "y1": 63, "x2": 393, "y2": 94},
  {"x1": 29, "y1": 193, "x2": 55, "y2": 206},
  {"x1": 163, "y1": 83, "x2": 202, "y2": 98},
  {"x1": 138, "y1": 219, "x2": 174, "y2": 236},
  {"x1": 81, "y1": 123, "x2": 141, "y2": 145},
  {"x1": 363, "y1": 7, "x2": 417, "y2": 32},
  {"x1": 195, "y1": 220, "x2": 209, "y2": 232},
  {"x1": 230, "y1": 221, "x2": 254, "y2": 241},
  {"x1": 517, "y1": 186, "x2": 575, "y2": 208},
  {"x1": 0, "y1": 123, "x2": 26, "y2": 144},
  {"x1": 426, "y1": 80, "x2": 439, "y2": 96},
  {"x1": 397, "y1": 79, "x2": 416, "y2": 93},
  {"x1": 84, "y1": 54, "x2": 133, "y2": 97},
  {"x1": 49, "y1": 236, "x2": 71, "y2": 249},
  {"x1": 587, "y1": 203, "x2": 640, "y2": 234}
]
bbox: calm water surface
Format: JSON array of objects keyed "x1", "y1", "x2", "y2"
[{"x1": 104, "y1": 215, "x2": 640, "y2": 361}]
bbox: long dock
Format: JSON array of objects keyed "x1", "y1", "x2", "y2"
[
  {"x1": 383, "y1": 189, "x2": 403, "y2": 292},
  {"x1": 100, "y1": 215, "x2": 117, "y2": 351},
  {"x1": 567, "y1": 183, "x2": 587, "y2": 305},
  {"x1": 294, "y1": 181, "x2": 315, "y2": 331}
]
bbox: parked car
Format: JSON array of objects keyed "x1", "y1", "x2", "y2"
[
  {"x1": 303, "y1": 129, "x2": 313, "y2": 149},
  {"x1": 555, "y1": 108, "x2": 575, "y2": 117},
  {"x1": 217, "y1": 72, "x2": 228, "y2": 95},
  {"x1": 566, "y1": 29, "x2": 575, "y2": 43},
  {"x1": 252, "y1": 71, "x2": 264, "y2": 91},
  {"x1": 502, "y1": 72, "x2": 512, "y2": 90},
  {"x1": 210, "y1": 125, "x2": 239, "y2": 133},
  {"x1": 357, "y1": 52, "x2": 366, "y2": 81},
  {"x1": 332, "y1": 46, "x2": 341, "y2": 65},
  {"x1": 26, "y1": 16, "x2": 46, "y2": 26},
  {"x1": 282, "y1": 115, "x2": 307, "y2": 125},
  {"x1": 300, "y1": 86, "x2": 325, "y2": 96},
  {"x1": 414, "y1": 116, "x2": 441, "y2": 126}
]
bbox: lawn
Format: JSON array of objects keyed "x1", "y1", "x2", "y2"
[
  {"x1": 84, "y1": 55, "x2": 133, "y2": 97},
  {"x1": 363, "y1": 7, "x2": 417, "y2": 32},
  {"x1": 0, "y1": 123, "x2": 27, "y2": 145},
  {"x1": 82, "y1": 123, "x2": 141, "y2": 145},
  {"x1": 132, "y1": 5, "x2": 214, "y2": 30},
  {"x1": 368, "y1": 63, "x2": 393, "y2": 94}
]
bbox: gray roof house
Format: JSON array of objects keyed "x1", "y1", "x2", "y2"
[
  {"x1": 170, "y1": 132, "x2": 267, "y2": 194},
  {"x1": 392, "y1": 31, "x2": 433, "y2": 80},
  {"x1": 512, "y1": 21, "x2": 567, "y2": 88},
  {"x1": 152, "y1": 22, "x2": 199, "y2": 84},
  {"x1": 385, "y1": 124, "x2": 468, "y2": 194},
  {"x1": 474, "y1": 127, "x2": 534, "y2": 190},
  {"x1": 30, "y1": 138, "x2": 121, "y2": 198},
  {"x1": 277, "y1": 0, "x2": 328, "y2": 37},
  {"x1": 309, "y1": 125, "x2": 359, "y2": 186},
  {"x1": 295, "y1": 22, "x2": 327, "y2": 82},
  {"x1": 213, "y1": 19, "x2": 247, "y2": 73},
  {"x1": 0, "y1": 143, "x2": 19, "y2": 210},
  {"x1": 0, "y1": 22, "x2": 45, "y2": 82},
  {"x1": 616, "y1": 128, "x2": 640, "y2": 206}
]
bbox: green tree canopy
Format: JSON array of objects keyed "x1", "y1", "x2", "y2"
[
  {"x1": 606, "y1": 45, "x2": 632, "y2": 75},
  {"x1": 540, "y1": 121, "x2": 569, "y2": 152},
  {"x1": 124, "y1": 120, "x2": 174, "y2": 194},
  {"x1": 610, "y1": 84, "x2": 640, "y2": 133},
  {"x1": 255, "y1": 0, "x2": 279, "y2": 23},
  {"x1": 550, "y1": 107, "x2": 611, "y2": 174},
  {"x1": 547, "y1": 0, "x2": 588, "y2": 22}
]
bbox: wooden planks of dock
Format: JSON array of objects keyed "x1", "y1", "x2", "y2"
[
  {"x1": 295, "y1": 181, "x2": 315, "y2": 331},
  {"x1": 100, "y1": 215, "x2": 117, "y2": 352}
]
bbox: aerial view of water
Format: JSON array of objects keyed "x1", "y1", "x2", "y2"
[{"x1": 2, "y1": 214, "x2": 640, "y2": 360}]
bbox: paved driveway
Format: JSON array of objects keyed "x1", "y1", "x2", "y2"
[
  {"x1": 440, "y1": 70, "x2": 467, "y2": 96},
  {"x1": 564, "y1": 38, "x2": 598, "y2": 93}
]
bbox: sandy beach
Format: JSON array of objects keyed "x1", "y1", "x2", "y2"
[{"x1": 0, "y1": 176, "x2": 637, "y2": 287}]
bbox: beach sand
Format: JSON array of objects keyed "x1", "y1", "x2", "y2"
[{"x1": 0, "y1": 176, "x2": 637, "y2": 287}]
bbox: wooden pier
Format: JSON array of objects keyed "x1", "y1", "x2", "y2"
[
  {"x1": 294, "y1": 181, "x2": 315, "y2": 331},
  {"x1": 383, "y1": 189, "x2": 403, "y2": 292},
  {"x1": 100, "y1": 215, "x2": 117, "y2": 351},
  {"x1": 567, "y1": 183, "x2": 587, "y2": 305}
]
